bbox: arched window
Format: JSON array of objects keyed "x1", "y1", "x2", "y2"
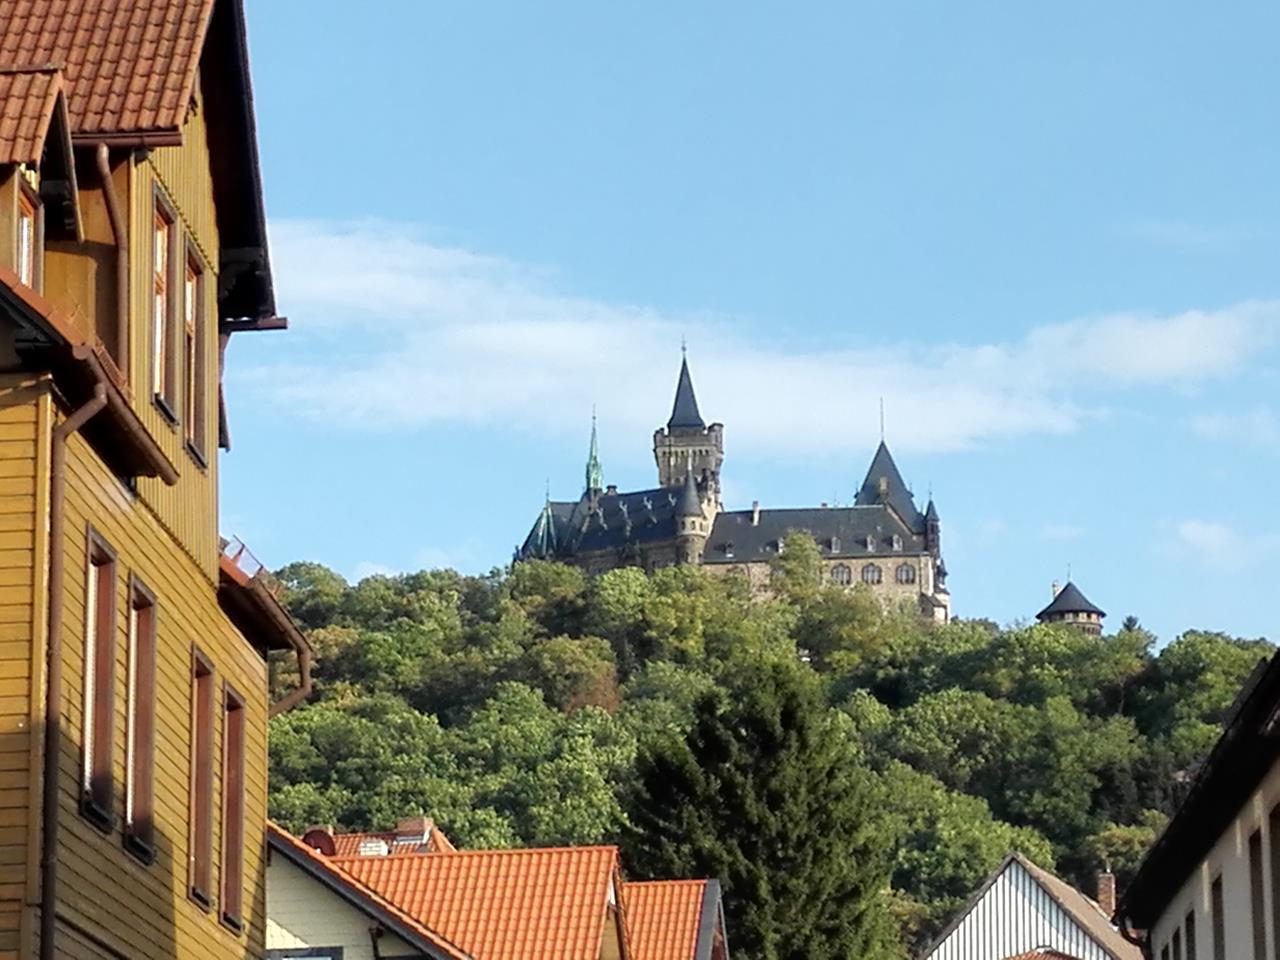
[
  {"x1": 830, "y1": 564, "x2": 852, "y2": 586},
  {"x1": 861, "y1": 563, "x2": 882, "y2": 585},
  {"x1": 896, "y1": 563, "x2": 916, "y2": 585}
]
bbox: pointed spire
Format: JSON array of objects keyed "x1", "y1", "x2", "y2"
[
  {"x1": 856, "y1": 440, "x2": 922, "y2": 529},
  {"x1": 585, "y1": 408, "x2": 603, "y2": 493},
  {"x1": 676, "y1": 464, "x2": 702, "y2": 518},
  {"x1": 925, "y1": 498, "x2": 939, "y2": 522},
  {"x1": 667, "y1": 353, "x2": 705, "y2": 430}
]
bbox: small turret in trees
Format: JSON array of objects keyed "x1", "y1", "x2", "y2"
[{"x1": 623, "y1": 660, "x2": 901, "y2": 960}]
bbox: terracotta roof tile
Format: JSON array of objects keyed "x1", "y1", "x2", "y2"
[
  {"x1": 0, "y1": 0, "x2": 213, "y2": 137},
  {"x1": 267, "y1": 824, "x2": 471, "y2": 960},
  {"x1": 331, "y1": 827, "x2": 457, "y2": 858},
  {"x1": 624, "y1": 880, "x2": 707, "y2": 960},
  {"x1": 334, "y1": 846, "x2": 626, "y2": 960},
  {"x1": 1003, "y1": 952, "x2": 1082, "y2": 960},
  {"x1": 0, "y1": 65, "x2": 65, "y2": 163}
]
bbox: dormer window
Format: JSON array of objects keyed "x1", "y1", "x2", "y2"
[
  {"x1": 864, "y1": 534, "x2": 875, "y2": 551},
  {"x1": 17, "y1": 185, "x2": 38, "y2": 288},
  {"x1": 892, "y1": 534, "x2": 903, "y2": 551},
  {"x1": 830, "y1": 536, "x2": 841, "y2": 553}
]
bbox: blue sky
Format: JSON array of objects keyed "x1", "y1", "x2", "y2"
[{"x1": 224, "y1": 0, "x2": 1280, "y2": 644}]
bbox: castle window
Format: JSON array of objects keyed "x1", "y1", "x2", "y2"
[
  {"x1": 896, "y1": 563, "x2": 916, "y2": 585},
  {"x1": 861, "y1": 563, "x2": 883, "y2": 585},
  {"x1": 830, "y1": 564, "x2": 852, "y2": 586}
]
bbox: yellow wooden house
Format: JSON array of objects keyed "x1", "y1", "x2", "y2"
[{"x1": 0, "y1": 2, "x2": 311, "y2": 958}]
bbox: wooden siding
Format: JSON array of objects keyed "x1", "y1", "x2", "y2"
[
  {"x1": 129, "y1": 84, "x2": 221, "y2": 582},
  {"x1": 20, "y1": 378, "x2": 269, "y2": 960},
  {"x1": 0, "y1": 375, "x2": 42, "y2": 960},
  {"x1": 925, "y1": 858, "x2": 1116, "y2": 960}
]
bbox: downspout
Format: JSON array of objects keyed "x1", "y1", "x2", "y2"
[
  {"x1": 40, "y1": 384, "x2": 107, "y2": 960},
  {"x1": 95, "y1": 144, "x2": 129, "y2": 382},
  {"x1": 1117, "y1": 914, "x2": 1152, "y2": 960},
  {"x1": 268, "y1": 642, "x2": 312, "y2": 718},
  {"x1": 368, "y1": 923, "x2": 385, "y2": 960}
]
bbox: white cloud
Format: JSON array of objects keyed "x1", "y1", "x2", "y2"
[
  {"x1": 1190, "y1": 406, "x2": 1280, "y2": 450},
  {"x1": 239, "y1": 219, "x2": 1280, "y2": 459},
  {"x1": 1174, "y1": 520, "x2": 1243, "y2": 569}
]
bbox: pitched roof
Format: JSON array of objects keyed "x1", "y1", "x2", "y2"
[
  {"x1": 266, "y1": 824, "x2": 471, "y2": 960},
  {"x1": 625, "y1": 880, "x2": 715, "y2": 960},
  {"x1": 921, "y1": 852, "x2": 1140, "y2": 960},
  {"x1": 1119, "y1": 652, "x2": 1280, "y2": 927},
  {"x1": 1036, "y1": 582, "x2": 1105, "y2": 620},
  {"x1": 855, "y1": 441, "x2": 923, "y2": 531},
  {"x1": 334, "y1": 846, "x2": 629, "y2": 960},
  {"x1": 328, "y1": 827, "x2": 457, "y2": 858},
  {"x1": 0, "y1": 64, "x2": 66, "y2": 163},
  {"x1": 668, "y1": 356, "x2": 705, "y2": 430},
  {"x1": 1, "y1": 0, "x2": 212, "y2": 140},
  {"x1": 704, "y1": 504, "x2": 923, "y2": 565}
]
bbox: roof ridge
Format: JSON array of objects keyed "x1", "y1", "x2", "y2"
[{"x1": 331, "y1": 843, "x2": 621, "y2": 860}]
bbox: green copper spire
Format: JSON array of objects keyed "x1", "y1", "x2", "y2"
[{"x1": 585, "y1": 409, "x2": 603, "y2": 493}]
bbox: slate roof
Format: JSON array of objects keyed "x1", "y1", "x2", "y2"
[
  {"x1": 703, "y1": 504, "x2": 924, "y2": 565},
  {"x1": 521, "y1": 486, "x2": 694, "y2": 559},
  {"x1": 1, "y1": 0, "x2": 212, "y2": 139},
  {"x1": 0, "y1": 65, "x2": 66, "y2": 163},
  {"x1": 668, "y1": 356, "x2": 705, "y2": 430},
  {"x1": 334, "y1": 846, "x2": 628, "y2": 960},
  {"x1": 625, "y1": 880, "x2": 723, "y2": 960},
  {"x1": 266, "y1": 824, "x2": 471, "y2": 960},
  {"x1": 1036, "y1": 582, "x2": 1105, "y2": 620},
  {"x1": 856, "y1": 441, "x2": 923, "y2": 532}
]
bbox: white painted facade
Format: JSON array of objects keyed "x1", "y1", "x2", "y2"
[
  {"x1": 267, "y1": 854, "x2": 419, "y2": 959},
  {"x1": 1148, "y1": 756, "x2": 1280, "y2": 960},
  {"x1": 924, "y1": 857, "x2": 1124, "y2": 960}
]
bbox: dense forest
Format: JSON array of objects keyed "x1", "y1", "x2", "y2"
[{"x1": 267, "y1": 533, "x2": 1272, "y2": 957}]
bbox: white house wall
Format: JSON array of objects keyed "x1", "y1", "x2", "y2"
[
  {"x1": 1149, "y1": 756, "x2": 1280, "y2": 960},
  {"x1": 926, "y1": 860, "x2": 1114, "y2": 960},
  {"x1": 267, "y1": 854, "x2": 418, "y2": 959}
]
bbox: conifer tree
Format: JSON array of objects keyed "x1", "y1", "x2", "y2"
[{"x1": 623, "y1": 660, "x2": 902, "y2": 960}]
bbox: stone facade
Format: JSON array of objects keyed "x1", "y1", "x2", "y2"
[{"x1": 518, "y1": 356, "x2": 951, "y2": 621}]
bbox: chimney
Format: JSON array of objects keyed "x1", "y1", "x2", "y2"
[
  {"x1": 396, "y1": 815, "x2": 432, "y2": 844},
  {"x1": 1096, "y1": 868, "x2": 1117, "y2": 918},
  {"x1": 820, "y1": 502, "x2": 828, "y2": 509},
  {"x1": 751, "y1": 501, "x2": 760, "y2": 526},
  {"x1": 605, "y1": 484, "x2": 618, "y2": 496}
]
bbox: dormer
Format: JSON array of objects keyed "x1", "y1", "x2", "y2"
[{"x1": 0, "y1": 66, "x2": 81, "y2": 293}]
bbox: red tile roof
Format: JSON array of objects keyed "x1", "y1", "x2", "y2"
[
  {"x1": 624, "y1": 881, "x2": 708, "y2": 960},
  {"x1": 1003, "y1": 952, "x2": 1082, "y2": 960},
  {"x1": 335, "y1": 846, "x2": 628, "y2": 960},
  {"x1": 267, "y1": 824, "x2": 471, "y2": 960},
  {"x1": 331, "y1": 827, "x2": 457, "y2": 858},
  {"x1": 0, "y1": 0, "x2": 213, "y2": 138},
  {"x1": 0, "y1": 65, "x2": 66, "y2": 163}
]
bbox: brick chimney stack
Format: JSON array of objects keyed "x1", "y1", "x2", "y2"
[{"x1": 1096, "y1": 867, "x2": 1117, "y2": 919}]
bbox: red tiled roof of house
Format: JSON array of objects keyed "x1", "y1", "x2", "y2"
[
  {"x1": 624, "y1": 880, "x2": 708, "y2": 960},
  {"x1": 331, "y1": 827, "x2": 457, "y2": 858},
  {"x1": 0, "y1": 65, "x2": 65, "y2": 163},
  {"x1": 266, "y1": 824, "x2": 471, "y2": 960},
  {"x1": 334, "y1": 846, "x2": 627, "y2": 960},
  {"x1": 0, "y1": 0, "x2": 212, "y2": 138},
  {"x1": 1004, "y1": 951, "x2": 1082, "y2": 960}
]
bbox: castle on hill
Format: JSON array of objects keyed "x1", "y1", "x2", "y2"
[{"x1": 517, "y1": 354, "x2": 952, "y2": 622}]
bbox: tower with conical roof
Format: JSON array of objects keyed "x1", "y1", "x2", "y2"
[
  {"x1": 674, "y1": 462, "x2": 710, "y2": 564},
  {"x1": 1036, "y1": 581, "x2": 1106, "y2": 636},
  {"x1": 653, "y1": 351, "x2": 724, "y2": 508}
]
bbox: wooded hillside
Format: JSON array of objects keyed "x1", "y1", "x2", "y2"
[{"x1": 268, "y1": 533, "x2": 1271, "y2": 957}]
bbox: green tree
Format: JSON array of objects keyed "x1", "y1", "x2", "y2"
[{"x1": 623, "y1": 661, "x2": 902, "y2": 960}]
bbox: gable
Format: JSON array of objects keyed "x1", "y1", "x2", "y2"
[
  {"x1": 924, "y1": 859, "x2": 1118, "y2": 960},
  {"x1": 267, "y1": 855, "x2": 419, "y2": 959}
]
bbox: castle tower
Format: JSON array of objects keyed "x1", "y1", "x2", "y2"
[
  {"x1": 653, "y1": 352, "x2": 724, "y2": 509},
  {"x1": 1036, "y1": 581, "x2": 1106, "y2": 636},
  {"x1": 674, "y1": 466, "x2": 710, "y2": 564}
]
